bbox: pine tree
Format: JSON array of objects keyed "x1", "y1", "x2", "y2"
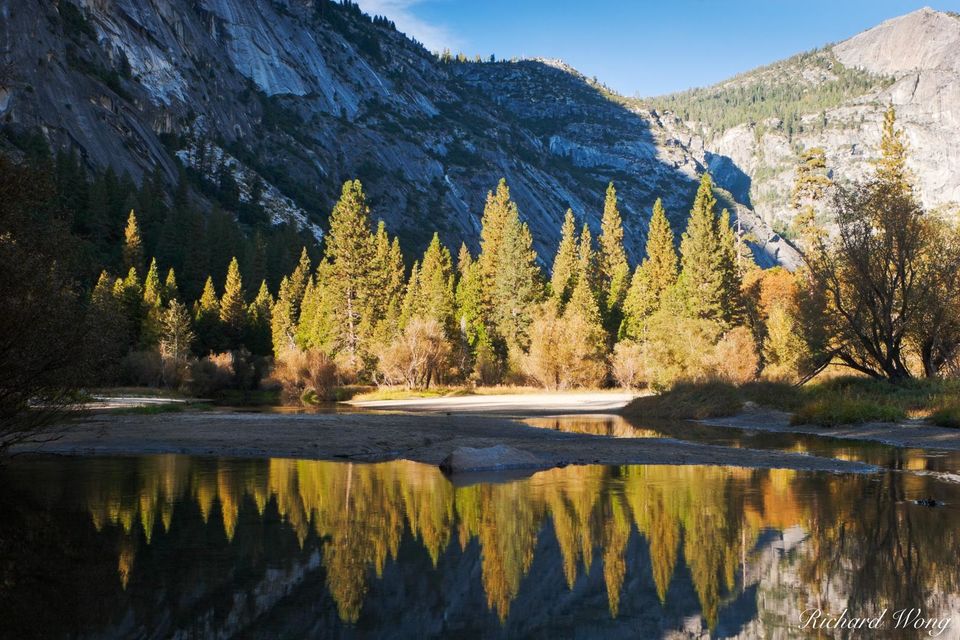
[
  {"x1": 220, "y1": 257, "x2": 247, "y2": 348},
  {"x1": 476, "y1": 181, "x2": 544, "y2": 362},
  {"x1": 622, "y1": 198, "x2": 677, "y2": 340},
  {"x1": 287, "y1": 247, "x2": 312, "y2": 321},
  {"x1": 269, "y1": 248, "x2": 312, "y2": 356},
  {"x1": 271, "y1": 276, "x2": 296, "y2": 355},
  {"x1": 790, "y1": 147, "x2": 832, "y2": 209},
  {"x1": 477, "y1": 179, "x2": 514, "y2": 308},
  {"x1": 875, "y1": 105, "x2": 911, "y2": 194},
  {"x1": 294, "y1": 270, "x2": 337, "y2": 354},
  {"x1": 566, "y1": 263, "x2": 606, "y2": 347},
  {"x1": 89, "y1": 271, "x2": 129, "y2": 369},
  {"x1": 789, "y1": 147, "x2": 832, "y2": 249},
  {"x1": 455, "y1": 251, "x2": 488, "y2": 352},
  {"x1": 368, "y1": 221, "x2": 405, "y2": 337},
  {"x1": 400, "y1": 261, "x2": 421, "y2": 328},
  {"x1": 678, "y1": 173, "x2": 726, "y2": 330},
  {"x1": 113, "y1": 267, "x2": 143, "y2": 348},
  {"x1": 577, "y1": 223, "x2": 600, "y2": 305},
  {"x1": 413, "y1": 233, "x2": 456, "y2": 334},
  {"x1": 92, "y1": 271, "x2": 116, "y2": 308},
  {"x1": 717, "y1": 209, "x2": 744, "y2": 326},
  {"x1": 550, "y1": 209, "x2": 578, "y2": 308},
  {"x1": 123, "y1": 209, "x2": 144, "y2": 274},
  {"x1": 180, "y1": 206, "x2": 210, "y2": 300},
  {"x1": 246, "y1": 280, "x2": 273, "y2": 356},
  {"x1": 194, "y1": 276, "x2": 223, "y2": 354},
  {"x1": 143, "y1": 258, "x2": 162, "y2": 308},
  {"x1": 163, "y1": 268, "x2": 179, "y2": 305},
  {"x1": 141, "y1": 258, "x2": 164, "y2": 348},
  {"x1": 325, "y1": 180, "x2": 376, "y2": 370},
  {"x1": 645, "y1": 199, "x2": 678, "y2": 297},
  {"x1": 598, "y1": 183, "x2": 630, "y2": 326},
  {"x1": 457, "y1": 242, "x2": 472, "y2": 275}
]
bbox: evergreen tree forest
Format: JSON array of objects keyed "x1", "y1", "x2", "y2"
[{"x1": 2, "y1": 106, "x2": 959, "y2": 425}]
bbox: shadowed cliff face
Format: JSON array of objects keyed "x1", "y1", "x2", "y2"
[{"x1": 0, "y1": 0, "x2": 796, "y2": 267}]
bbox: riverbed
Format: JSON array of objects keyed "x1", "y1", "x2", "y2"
[{"x1": 4, "y1": 398, "x2": 960, "y2": 638}]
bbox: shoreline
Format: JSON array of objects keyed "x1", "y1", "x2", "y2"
[
  {"x1": 701, "y1": 407, "x2": 960, "y2": 451},
  {"x1": 14, "y1": 409, "x2": 875, "y2": 474},
  {"x1": 345, "y1": 391, "x2": 637, "y2": 415}
]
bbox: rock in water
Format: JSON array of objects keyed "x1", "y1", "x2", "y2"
[{"x1": 439, "y1": 445, "x2": 547, "y2": 474}]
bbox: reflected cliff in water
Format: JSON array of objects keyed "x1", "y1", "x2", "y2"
[{"x1": 2, "y1": 452, "x2": 959, "y2": 638}]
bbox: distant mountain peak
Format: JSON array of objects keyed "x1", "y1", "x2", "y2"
[{"x1": 833, "y1": 7, "x2": 960, "y2": 75}]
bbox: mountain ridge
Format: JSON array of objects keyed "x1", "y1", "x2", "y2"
[
  {"x1": 643, "y1": 6, "x2": 960, "y2": 235},
  {"x1": 0, "y1": 0, "x2": 797, "y2": 268}
]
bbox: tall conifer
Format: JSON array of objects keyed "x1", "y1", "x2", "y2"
[
  {"x1": 415, "y1": 233, "x2": 456, "y2": 333},
  {"x1": 271, "y1": 276, "x2": 295, "y2": 355},
  {"x1": 194, "y1": 276, "x2": 222, "y2": 354},
  {"x1": 325, "y1": 180, "x2": 376, "y2": 369},
  {"x1": 141, "y1": 258, "x2": 163, "y2": 348},
  {"x1": 598, "y1": 182, "x2": 630, "y2": 326},
  {"x1": 246, "y1": 280, "x2": 273, "y2": 356},
  {"x1": 163, "y1": 268, "x2": 179, "y2": 304},
  {"x1": 717, "y1": 209, "x2": 743, "y2": 326},
  {"x1": 123, "y1": 210, "x2": 144, "y2": 274},
  {"x1": 622, "y1": 198, "x2": 677, "y2": 339},
  {"x1": 876, "y1": 105, "x2": 911, "y2": 194},
  {"x1": 679, "y1": 174, "x2": 726, "y2": 328},
  {"x1": 490, "y1": 190, "x2": 543, "y2": 357},
  {"x1": 220, "y1": 257, "x2": 247, "y2": 347},
  {"x1": 550, "y1": 209, "x2": 578, "y2": 307}
]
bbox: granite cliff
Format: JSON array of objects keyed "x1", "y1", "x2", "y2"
[
  {"x1": 648, "y1": 7, "x2": 960, "y2": 236},
  {"x1": 0, "y1": 0, "x2": 796, "y2": 266}
]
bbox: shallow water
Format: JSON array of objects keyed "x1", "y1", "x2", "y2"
[
  {"x1": 525, "y1": 414, "x2": 960, "y2": 477},
  {"x1": 2, "y1": 440, "x2": 960, "y2": 638}
]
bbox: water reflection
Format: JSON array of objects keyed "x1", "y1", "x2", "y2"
[
  {"x1": 525, "y1": 414, "x2": 960, "y2": 475},
  {"x1": 524, "y1": 414, "x2": 663, "y2": 438},
  {"x1": 1, "y1": 455, "x2": 959, "y2": 638}
]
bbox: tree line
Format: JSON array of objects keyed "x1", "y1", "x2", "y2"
[
  {"x1": 2, "y1": 106, "x2": 958, "y2": 437},
  {"x1": 81, "y1": 170, "x2": 778, "y2": 398}
]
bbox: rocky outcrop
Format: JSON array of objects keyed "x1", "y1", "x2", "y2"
[
  {"x1": 439, "y1": 445, "x2": 548, "y2": 475},
  {"x1": 666, "y1": 8, "x2": 960, "y2": 234},
  {"x1": 0, "y1": 0, "x2": 795, "y2": 266}
]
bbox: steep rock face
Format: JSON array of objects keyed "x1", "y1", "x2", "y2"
[
  {"x1": 0, "y1": 0, "x2": 794, "y2": 267},
  {"x1": 663, "y1": 8, "x2": 960, "y2": 234}
]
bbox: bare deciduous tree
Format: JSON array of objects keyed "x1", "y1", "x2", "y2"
[{"x1": 377, "y1": 317, "x2": 452, "y2": 389}]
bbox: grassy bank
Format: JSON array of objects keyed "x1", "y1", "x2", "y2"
[{"x1": 623, "y1": 377, "x2": 960, "y2": 427}]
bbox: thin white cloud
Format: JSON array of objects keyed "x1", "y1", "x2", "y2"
[{"x1": 355, "y1": 0, "x2": 460, "y2": 52}]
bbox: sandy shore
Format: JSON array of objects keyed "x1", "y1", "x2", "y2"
[
  {"x1": 14, "y1": 409, "x2": 875, "y2": 473},
  {"x1": 703, "y1": 407, "x2": 960, "y2": 451},
  {"x1": 347, "y1": 391, "x2": 637, "y2": 415}
]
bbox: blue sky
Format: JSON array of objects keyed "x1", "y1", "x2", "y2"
[{"x1": 355, "y1": 1, "x2": 960, "y2": 96}]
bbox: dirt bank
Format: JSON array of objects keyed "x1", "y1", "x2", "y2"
[
  {"x1": 14, "y1": 410, "x2": 874, "y2": 473},
  {"x1": 703, "y1": 407, "x2": 960, "y2": 451}
]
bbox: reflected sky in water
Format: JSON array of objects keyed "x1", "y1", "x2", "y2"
[{"x1": 3, "y1": 437, "x2": 960, "y2": 638}]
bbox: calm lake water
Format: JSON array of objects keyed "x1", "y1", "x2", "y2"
[{"x1": 2, "y1": 417, "x2": 960, "y2": 638}]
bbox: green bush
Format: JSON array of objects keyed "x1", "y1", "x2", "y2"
[
  {"x1": 738, "y1": 380, "x2": 804, "y2": 411},
  {"x1": 791, "y1": 397, "x2": 904, "y2": 427},
  {"x1": 623, "y1": 380, "x2": 744, "y2": 420},
  {"x1": 117, "y1": 403, "x2": 185, "y2": 415},
  {"x1": 620, "y1": 373, "x2": 957, "y2": 428},
  {"x1": 931, "y1": 401, "x2": 960, "y2": 429}
]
